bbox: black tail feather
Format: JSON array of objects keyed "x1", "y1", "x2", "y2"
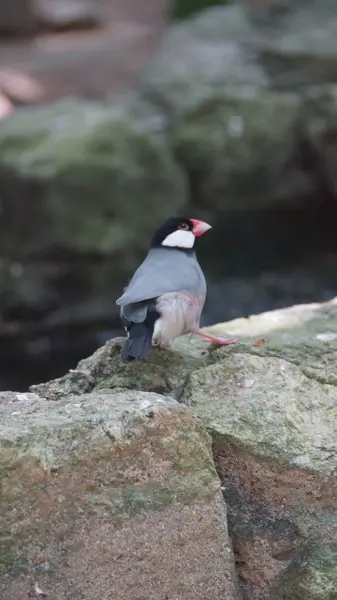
[
  {"x1": 121, "y1": 323, "x2": 153, "y2": 363},
  {"x1": 121, "y1": 309, "x2": 159, "y2": 363}
]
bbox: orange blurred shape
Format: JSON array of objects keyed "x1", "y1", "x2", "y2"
[{"x1": 252, "y1": 338, "x2": 265, "y2": 346}]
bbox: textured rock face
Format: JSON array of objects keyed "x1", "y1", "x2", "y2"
[
  {"x1": 186, "y1": 299, "x2": 337, "y2": 600},
  {"x1": 30, "y1": 336, "x2": 201, "y2": 400},
  {"x1": 21, "y1": 297, "x2": 337, "y2": 599},
  {"x1": 184, "y1": 352, "x2": 337, "y2": 598},
  {"x1": 0, "y1": 389, "x2": 240, "y2": 600}
]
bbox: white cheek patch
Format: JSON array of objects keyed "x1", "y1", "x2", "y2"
[{"x1": 161, "y1": 229, "x2": 195, "y2": 249}]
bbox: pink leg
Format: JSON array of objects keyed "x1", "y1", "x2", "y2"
[{"x1": 193, "y1": 330, "x2": 237, "y2": 345}]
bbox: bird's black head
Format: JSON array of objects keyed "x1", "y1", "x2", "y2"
[{"x1": 150, "y1": 217, "x2": 211, "y2": 250}]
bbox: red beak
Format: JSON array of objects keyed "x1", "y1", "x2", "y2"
[{"x1": 190, "y1": 219, "x2": 212, "y2": 237}]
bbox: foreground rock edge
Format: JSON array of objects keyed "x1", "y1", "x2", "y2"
[{"x1": 0, "y1": 389, "x2": 240, "y2": 600}]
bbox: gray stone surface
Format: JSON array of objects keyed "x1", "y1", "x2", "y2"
[
  {"x1": 0, "y1": 389, "x2": 240, "y2": 600},
  {"x1": 28, "y1": 297, "x2": 337, "y2": 599}
]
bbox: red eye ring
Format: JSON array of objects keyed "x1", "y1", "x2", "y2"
[{"x1": 178, "y1": 223, "x2": 189, "y2": 231}]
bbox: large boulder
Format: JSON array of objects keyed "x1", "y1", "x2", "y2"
[
  {"x1": 0, "y1": 389, "x2": 240, "y2": 600},
  {"x1": 170, "y1": 1, "x2": 337, "y2": 90},
  {"x1": 0, "y1": 99, "x2": 187, "y2": 327},
  {"x1": 26, "y1": 296, "x2": 337, "y2": 599},
  {"x1": 142, "y1": 5, "x2": 269, "y2": 114},
  {"x1": 139, "y1": 1, "x2": 337, "y2": 214},
  {"x1": 243, "y1": 0, "x2": 337, "y2": 89},
  {"x1": 171, "y1": 86, "x2": 303, "y2": 212}
]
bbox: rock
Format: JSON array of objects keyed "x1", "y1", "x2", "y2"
[
  {"x1": 0, "y1": 98, "x2": 185, "y2": 255},
  {"x1": 170, "y1": 2, "x2": 337, "y2": 90},
  {"x1": 0, "y1": 0, "x2": 37, "y2": 35},
  {"x1": 243, "y1": 0, "x2": 337, "y2": 89},
  {"x1": 272, "y1": 539, "x2": 337, "y2": 600},
  {"x1": 0, "y1": 98, "x2": 186, "y2": 327},
  {"x1": 172, "y1": 86, "x2": 303, "y2": 212},
  {"x1": 0, "y1": 0, "x2": 100, "y2": 35},
  {"x1": 27, "y1": 296, "x2": 337, "y2": 598},
  {"x1": 142, "y1": 7, "x2": 268, "y2": 115},
  {"x1": 0, "y1": 389, "x2": 240, "y2": 600},
  {"x1": 34, "y1": 0, "x2": 100, "y2": 31},
  {"x1": 180, "y1": 300, "x2": 337, "y2": 599},
  {"x1": 141, "y1": 5, "x2": 310, "y2": 213},
  {"x1": 30, "y1": 336, "x2": 204, "y2": 401},
  {"x1": 206, "y1": 295, "x2": 337, "y2": 382},
  {"x1": 184, "y1": 351, "x2": 337, "y2": 473},
  {"x1": 0, "y1": 0, "x2": 169, "y2": 105},
  {"x1": 139, "y1": 2, "x2": 337, "y2": 215},
  {"x1": 300, "y1": 84, "x2": 337, "y2": 202}
]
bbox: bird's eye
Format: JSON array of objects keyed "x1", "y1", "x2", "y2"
[{"x1": 178, "y1": 223, "x2": 189, "y2": 231}]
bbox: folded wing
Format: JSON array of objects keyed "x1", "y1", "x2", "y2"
[{"x1": 116, "y1": 248, "x2": 206, "y2": 308}]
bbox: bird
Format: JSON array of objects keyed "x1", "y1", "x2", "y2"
[{"x1": 116, "y1": 216, "x2": 236, "y2": 362}]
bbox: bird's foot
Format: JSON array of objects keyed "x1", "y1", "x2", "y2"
[
  {"x1": 193, "y1": 330, "x2": 237, "y2": 345},
  {"x1": 152, "y1": 338, "x2": 170, "y2": 350}
]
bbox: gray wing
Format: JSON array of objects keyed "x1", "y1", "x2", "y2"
[{"x1": 116, "y1": 248, "x2": 206, "y2": 309}]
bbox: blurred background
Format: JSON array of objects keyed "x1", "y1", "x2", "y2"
[{"x1": 1, "y1": 0, "x2": 337, "y2": 390}]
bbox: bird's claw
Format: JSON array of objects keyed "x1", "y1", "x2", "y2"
[
  {"x1": 217, "y1": 337, "x2": 237, "y2": 345},
  {"x1": 202, "y1": 336, "x2": 237, "y2": 345}
]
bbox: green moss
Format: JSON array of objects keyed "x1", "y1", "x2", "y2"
[
  {"x1": 160, "y1": 425, "x2": 216, "y2": 474},
  {"x1": 182, "y1": 352, "x2": 337, "y2": 477},
  {"x1": 93, "y1": 346, "x2": 200, "y2": 398},
  {"x1": 273, "y1": 539, "x2": 337, "y2": 600},
  {"x1": 173, "y1": 88, "x2": 300, "y2": 210},
  {"x1": 91, "y1": 468, "x2": 216, "y2": 517},
  {"x1": 0, "y1": 392, "x2": 217, "y2": 584},
  {"x1": 0, "y1": 541, "x2": 29, "y2": 577},
  {"x1": 207, "y1": 303, "x2": 337, "y2": 385},
  {"x1": 0, "y1": 99, "x2": 187, "y2": 260}
]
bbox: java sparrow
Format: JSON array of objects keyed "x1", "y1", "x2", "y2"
[{"x1": 116, "y1": 217, "x2": 236, "y2": 362}]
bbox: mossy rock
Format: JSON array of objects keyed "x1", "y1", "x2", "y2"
[
  {"x1": 0, "y1": 389, "x2": 239, "y2": 599},
  {"x1": 0, "y1": 99, "x2": 186, "y2": 257},
  {"x1": 172, "y1": 87, "x2": 301, "y2": 211},
  {"x1": 30, "y1": 337, "x2": 204, "y2": 401},
  {"x1": 272, "y1": 540, "x2": 337, "y2": 600}
]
